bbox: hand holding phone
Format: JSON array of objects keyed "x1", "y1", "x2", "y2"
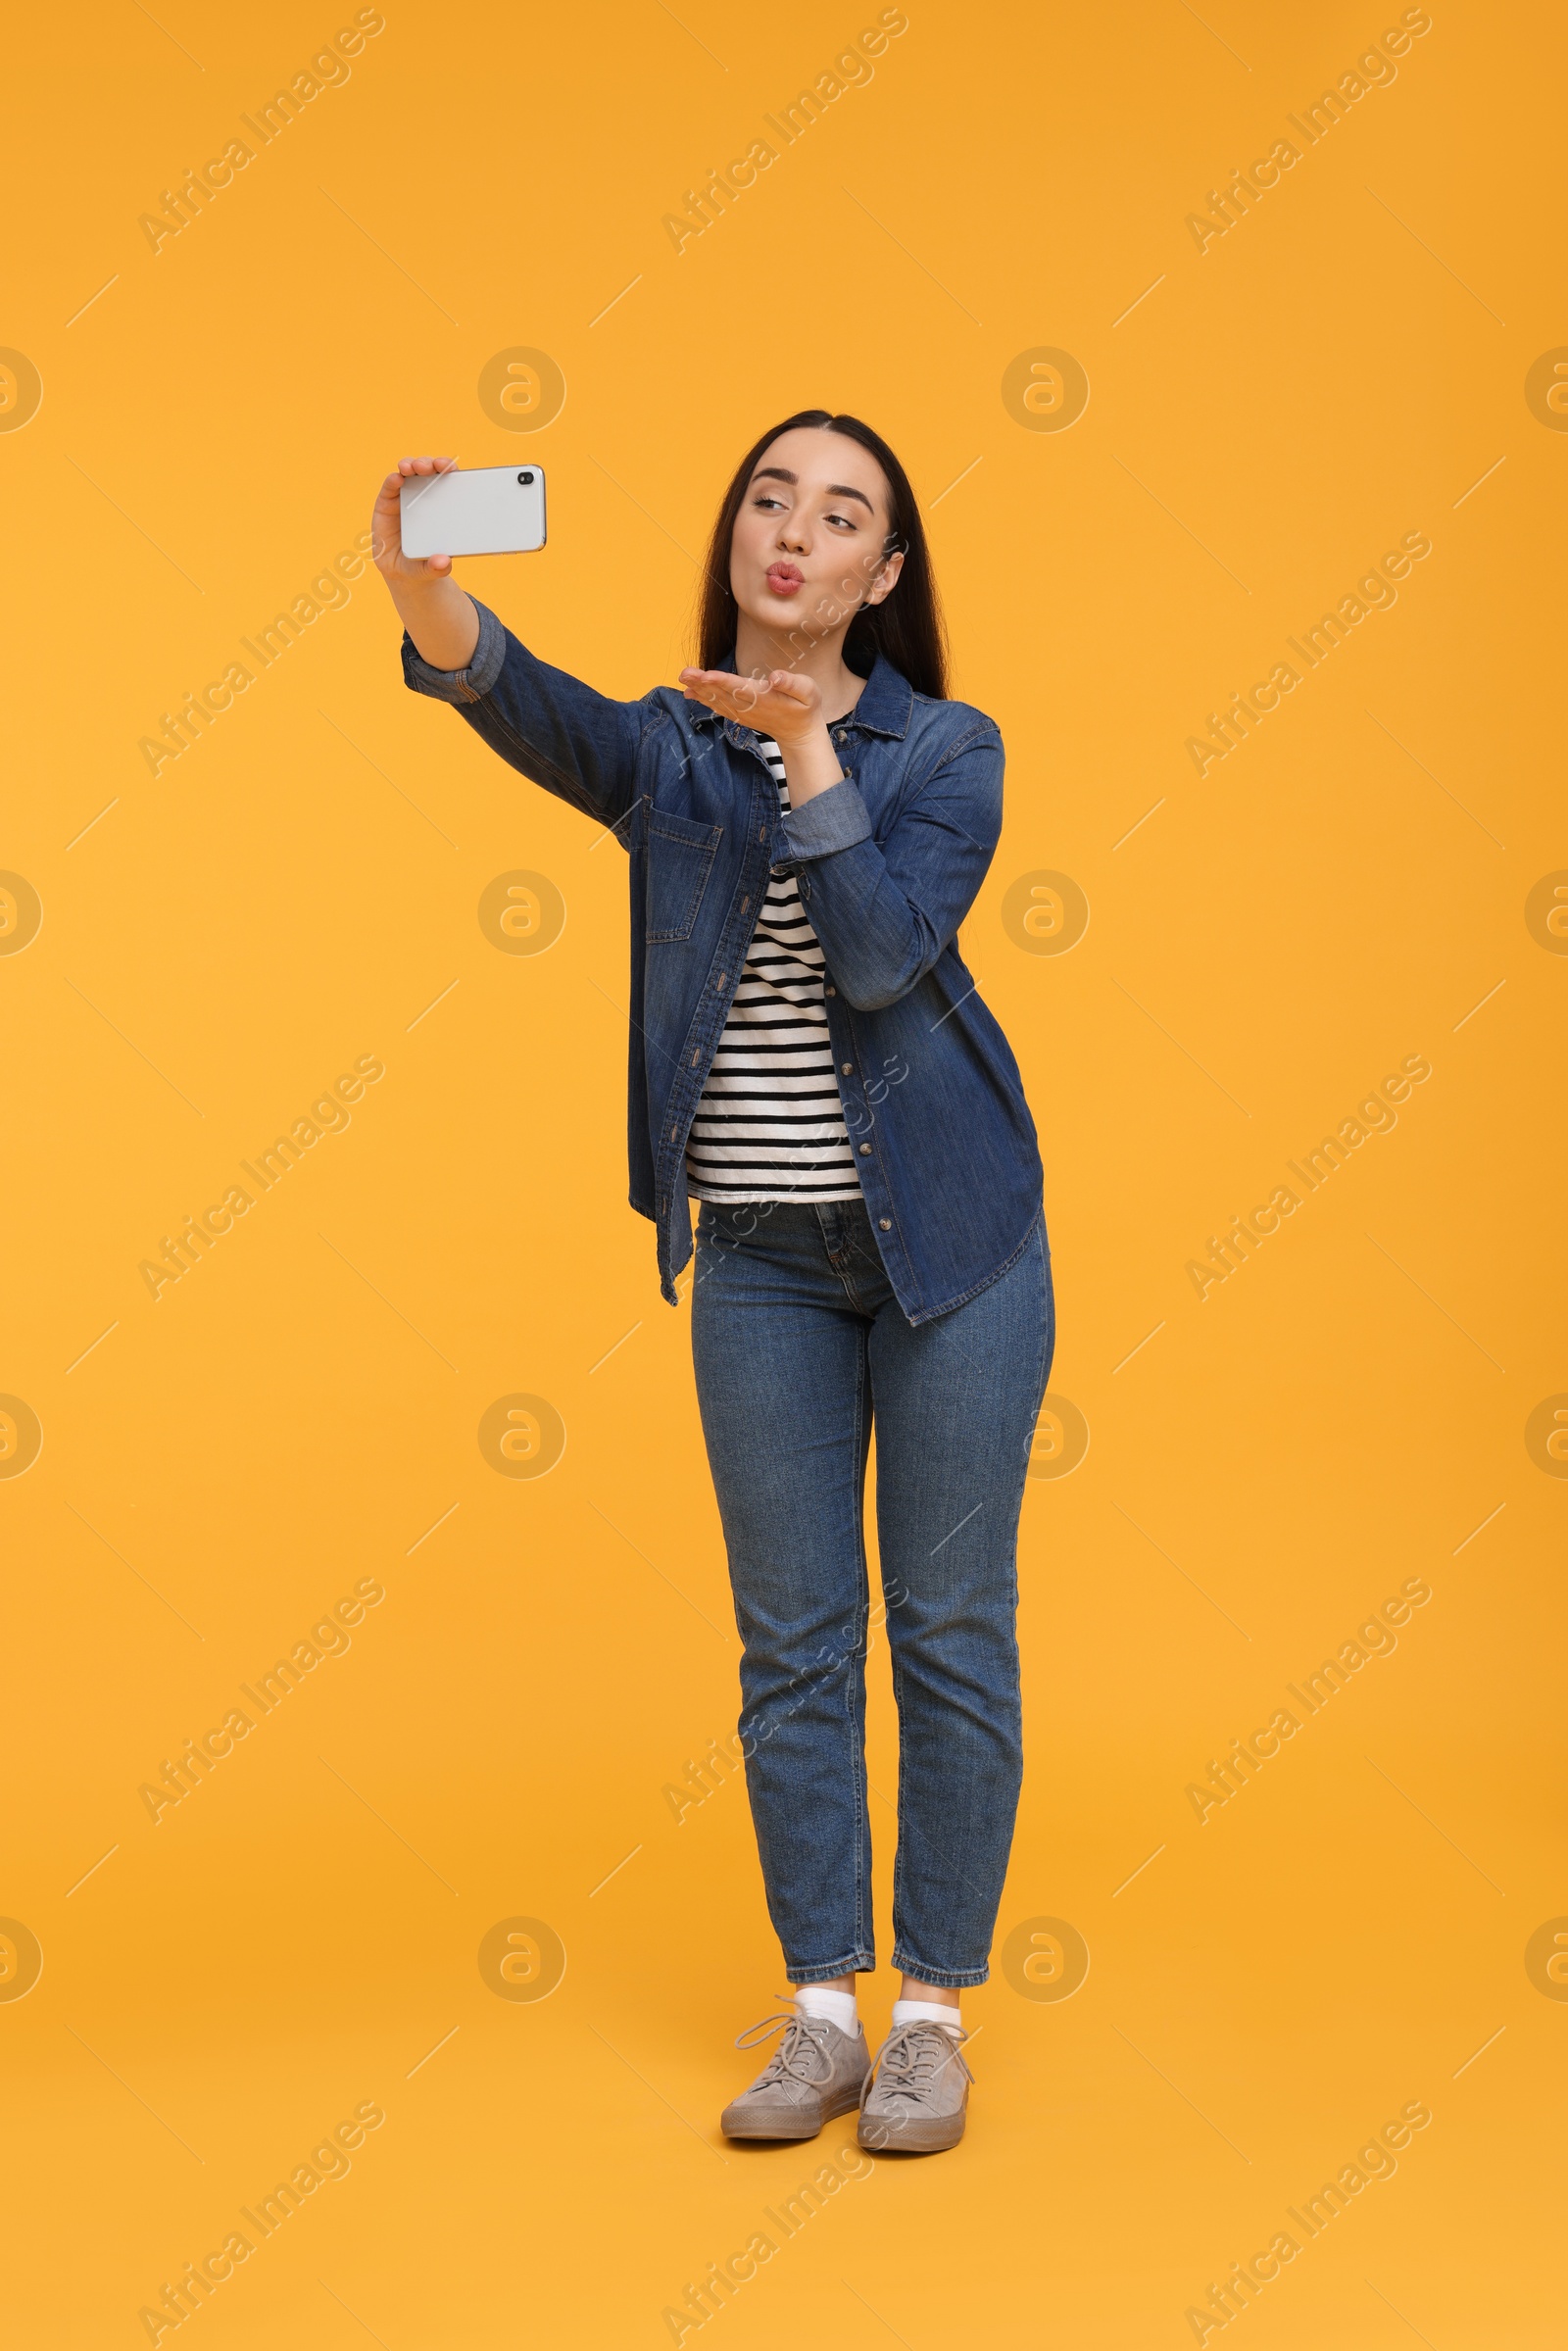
[
  {"x1": 371, "y1": 456, "x2": 531, "y2": 673},
  {"x1": 399, "y1": 464, "x2": 548, "y2": 559}
]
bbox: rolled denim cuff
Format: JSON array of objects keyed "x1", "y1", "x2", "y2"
[
  {"x1": 400, "y1": 596, "x2": 507, "y2": 705},
  {"x1": 770, "y1": 776, "x2": 874, "y2": 874}
]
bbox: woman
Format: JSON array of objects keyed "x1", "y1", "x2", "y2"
[{"x1": 374, "y1": 411, "x2": 1052, "y2": 2154}]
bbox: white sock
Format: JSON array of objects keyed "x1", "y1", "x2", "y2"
[
  {"x1": 796, "y1": 1985, "x2": 859, "y2": 2035},
  {"x1": 892, "y1": 1997, "x2": 961, "y2": 2033}
]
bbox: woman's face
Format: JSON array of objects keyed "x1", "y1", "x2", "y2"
[{"x1": 728, "y1": 427, "x2": 905, "y2": 651}]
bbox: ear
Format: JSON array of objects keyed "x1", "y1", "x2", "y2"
[{"x1": 865, "y1": 547, "x2": 905, "y2": 608}]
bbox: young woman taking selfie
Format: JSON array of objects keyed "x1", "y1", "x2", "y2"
[{"x1": 373, "y1": 411, "x2": 1053, "y2": 2154}]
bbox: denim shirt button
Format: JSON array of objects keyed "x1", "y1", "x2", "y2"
[
  {"x1": 879, "y1": 1217, "x2": 891, "y2": 1230},
  {"x1": 858, "y1": 1143, "x2": 871, "y2": 1155},
  {"x1": 825, "y1": 983, "x2": 836, "y2": 997}
]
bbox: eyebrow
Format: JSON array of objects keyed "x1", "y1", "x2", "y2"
[{"x1": 750, "y1": 465, "x2": 874, "y2": 515}]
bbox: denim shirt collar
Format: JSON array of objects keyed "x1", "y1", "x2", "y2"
[{"x1": 683, "y1": 647, "x2": 913, "y2": 741}]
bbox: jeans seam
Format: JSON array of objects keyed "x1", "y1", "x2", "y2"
[
  {"x1": 849, "y1": 1332, "x2": 872, "y2": 1966},
  {"x1": 826, "y1": 1202, "x2": 885, "y2": 1317},
  {"x1": 887, "y1": 1948, "x2": 991, "y2": 1989},
  {"x1": 788, "y1": 1949, "x2": 878, "y2": 1985},
  {"x1": 888, "y1": 1638, "x2": 908, "y2": 1967},
  {"x1": 1024, "y1": 1224, "x2": 1054, "y2": 1479}
]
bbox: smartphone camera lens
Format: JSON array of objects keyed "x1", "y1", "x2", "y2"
[{"x1": 517, "y1": 470, "x2": 535, "y2": 486}]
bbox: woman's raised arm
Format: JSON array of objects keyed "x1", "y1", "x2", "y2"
[{"x1": 373, "y1": 455, "x2": 642, "y2": 832}]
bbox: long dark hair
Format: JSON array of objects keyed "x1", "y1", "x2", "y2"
[{"x1": 695, "y1": 410, "x2": 949, "y2": 700}]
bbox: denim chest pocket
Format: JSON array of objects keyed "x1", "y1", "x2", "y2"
[{"x1": 646, "y1": 808, "x2": 722, "y2": 943}]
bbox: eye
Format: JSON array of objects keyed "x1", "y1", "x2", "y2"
[
  {"x1": 825, "y1": 510, "x2": 858, "y2": 529},
  {"x1": 751, "y1": 494, "x2": 786, "y2": 513}
]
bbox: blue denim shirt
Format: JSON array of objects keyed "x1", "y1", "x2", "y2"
[{"x1": 402, "y1": 598, "x2": 1044, "y2": 1323}]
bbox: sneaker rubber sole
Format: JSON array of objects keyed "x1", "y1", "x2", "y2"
[
  {"x1": 721, "y1": 2082, "x2": 864, "y2": 2141},
  {"x1": 858, "y1": 2104, "x2": 967, "y2": 2153}
]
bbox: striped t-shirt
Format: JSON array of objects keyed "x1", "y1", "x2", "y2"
[{"x1": 684, "y1": 734, "x2": 861, "y2": 1205}]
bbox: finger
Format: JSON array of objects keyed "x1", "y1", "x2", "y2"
[{"x1": 427, "y1": 554, "x2": 453, "y2": 574}]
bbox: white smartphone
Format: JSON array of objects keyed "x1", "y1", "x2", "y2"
[{"x1": 400, "y1": 465, "x2": 547, "y2": 558}]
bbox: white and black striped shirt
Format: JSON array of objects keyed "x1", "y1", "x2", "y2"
[{"x1": 685, "y1": 735, "x2": 861, "y2": 1205}]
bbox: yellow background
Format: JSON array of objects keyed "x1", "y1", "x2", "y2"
[{"x1": 4, "y1": 0, "x2": 1564, "y2": 2342}]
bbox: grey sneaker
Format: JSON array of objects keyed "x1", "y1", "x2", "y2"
[
  {"x1": 858, "y1": 2018, "x2": 973, "y2": 2152},
  {"x1": 720, "y1": 2009, "x2": 870, "y2": 2141}
]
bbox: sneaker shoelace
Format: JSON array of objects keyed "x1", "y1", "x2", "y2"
[
  {"x1": 733, "y1": 2010, "x2": 836, "y2": 2091},
  {"x1": 861, "y1": 2019, "x2": 973, "y2": 2111}
]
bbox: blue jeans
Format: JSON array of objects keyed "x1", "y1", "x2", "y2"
[{"x1": 690, "y1": 1197, "x2": 1054, "y2": 1988}]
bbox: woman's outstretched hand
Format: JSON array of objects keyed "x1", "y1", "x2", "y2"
[
  {"x1": 371, "y1": 455, "x2": 479, "y2": 673},
  {"x1": 679, "y1": 665, "x2": 852, "y2": 808},
  {"x1": 678, "y1": 665, "x2": 824, "y2": 747}
]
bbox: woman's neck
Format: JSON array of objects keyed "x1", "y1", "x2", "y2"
[{"x1": 733, "y1": 618, "x2": 864, "y2": 723}]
